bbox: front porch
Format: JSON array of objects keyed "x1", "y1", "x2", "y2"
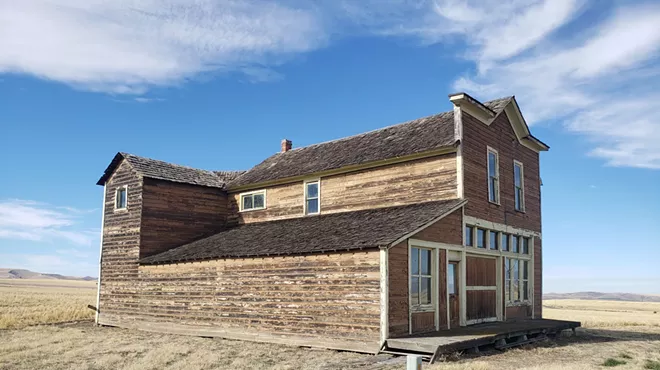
[{"x1": 382, "y1": 319, "x2": 581, "y2": 363}]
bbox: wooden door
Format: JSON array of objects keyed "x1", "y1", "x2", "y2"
[{"x1": 448, "y1": 262, "x2": 460, "y2": 328}]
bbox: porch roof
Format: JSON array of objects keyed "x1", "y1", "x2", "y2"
[{"x1": 140, "y1": 198, "x2": 466, "y2": 265}]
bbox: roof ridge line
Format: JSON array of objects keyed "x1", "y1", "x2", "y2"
[{"x1": 121, "y1": 152, "x2": 219, "y2": 175}]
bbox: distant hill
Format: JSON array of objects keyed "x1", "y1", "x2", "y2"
[
  {"x1": 0, "y1": 268, "x2": 96, "y2": 281},
  {"x1": 544, "y1": 291, "x2": 660, "y2": 303}
]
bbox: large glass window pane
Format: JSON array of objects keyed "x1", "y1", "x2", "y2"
[
  {"x1": 306, "y1": 199, "x2": 318, "y2": 214},
  {"x1": 448, "y1": 264, "x2": 456, "y2": 294},
  {"x1": 411, "y1": 277, "x2": 419, "y2": 305},
  {"x1": 306, "y1": 182, "x2": 318, "y2": 198},
  {"x1": 522, "y1": 237, "x2": 529, "y2": 254},
  {"x1": 420, "y1": 249, "x2": 432, "y2": 275},
  {"x1": 421, "y1": 277, "x2": 432, "y2": 305},
  {"x1": 501, "y1": 233, "x2": 509, "y2": 251},
  {"x1": 242, "y1": 195, "x2": 253, "y2": 210},
  {"x1": 488, "y1": 152, "x2": 497, "y2": 177},
  {"x1": 514, "y1": 164, "x2": 522, "y2": 187},
  {"x1": 477, "y1": 228, "x2": 486, "y2": 248},
  {"x1": 513, "y1": 260, "x2": 520, "y2": 301},
  {"x1": 411, "y1": 248, "x2": 419, "y2": 275},
  {"x1": 511, "y1": 235, "x2": 519, "y2": 253},
  {"x1": 489, "y1": 231, "x2": 498, "y2": 250},
  {"x1": 465, "y1": 226, "x2": 474, "y2": 246},
  {"x1": 505, "y1": 258, "x2": 511, "y2": 301},
  {"x1": 489, "y1": 180, "x2": 496, "y2": 202},
  {"x1": 253, "y1": 193, "x2": 264, "y2": 209}
]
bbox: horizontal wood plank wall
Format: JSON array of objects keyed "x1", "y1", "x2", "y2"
[
  {"x1": 411, "y1": 312, "x2": 435, "y2": 334},
  {"x1": 141, "y1": 179, "x2": 228, "y2": 258},
  {"x1": 388, "y1": 209, "x2": 463, "y2": 338},
  {"x1": 466, "y1": 290, "x2": 497, "y2": 321},
  {"x1": 506, "y1": 305, "x2": 532, "y2": 320},
  {"x1": 99, "y1": 160, "x2": 142, "y2": 319},
  {"x1": 228, "y1": 181, "x2": 303, "y2": 224},
  {"x1": 412, "y1": 208, "x2": 463, "y2": 245},
  {"x1": 463, "y1": 110, "x2": 542, "y2": 320},
  {"x1": 466, "y1": 256, "x2": 496, "y2": 287},
  {"x1": 388, "y1": 241, "x2": 409, "y2": 337},
  {"x1": 438, "y1": 249, "x2": 448, "y2": 330},
  {"x1": 321, "y1": 154, "x2": 457, "y2": 214},
  {"x1": 99, "y1": 251, "x2": 382, "y2": 353},
  {"x1": 462, "y1": 111, "x2": 542, "y2": 232},
  {"x1": 534, "y1": 239, "x2": 542, "y2": 317},
  {"x1": 230, "y1": 154, "x2": 457, "y2": 224}
]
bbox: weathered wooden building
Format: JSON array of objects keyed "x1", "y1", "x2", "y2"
[{"x1": 96, "y1": 93, "x2": 556, "y2": 355}]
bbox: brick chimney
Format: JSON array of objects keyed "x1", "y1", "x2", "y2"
[{"x1": 281, "y1": 139, "x2": 292, "y2": 153}]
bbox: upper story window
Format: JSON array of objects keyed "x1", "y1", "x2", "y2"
[
  {"x1": 465, "y1": 225, "x2": 474, "y2": 247},
  {"x1": 514, "y1": 160, "x2": 525, "y2": 211},
  {"x1": 487, "y1": 147, "x2": 500, "y2": 204},
  {"x1": 240, "y1": 190, "x2": 266, "y2": 212},
  {"x1": 115, "y1": 186, "x2": 127, "y2": 210},
  {"x1": 304, "y1": 180, "x2": 320, "y2": 215}
]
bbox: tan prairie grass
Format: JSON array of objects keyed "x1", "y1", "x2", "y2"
[
  {"x1": 543, "y1": 299, "x2": 660, "y2": 328},
  {"x1": 0, "y1": 279, "x2": 96, "y2": 329},
  {"x1": 1, "y1": 281, "x2": 660, "y2": 369}
]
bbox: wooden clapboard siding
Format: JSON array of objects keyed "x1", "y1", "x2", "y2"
[
  {"x1": 438, "y1": 249, "x2": 448, "y2": 330},
  {"x1": 462, "y1": 111, "x2": 542, "y2": 233},
  {"x1": 534, "y1": 239, "x2": 542, "y2": 317},
  {"x1": 140, "y1": 178, "x2": 228, "y2": 258},
  {"x1": 228, "y1": 181, "x2": 303, "y2": 224},
  {"x1": 387, "y1": 209, "x2": 463, "y2": 337},
  {"x1": 98, "y1": 250, "x2": 381, "y2": 353},
  {"x1": 321, "y1": 154, "x2": 457, "y2": 214},
  {"x1": 466, "y1": 290, "x2": 497, "y2": 321},
  {"x1": 411, "y1": 312, "x2": 435, "y2": 334},
  {"x1": 466, "y1": 256, "x2": 496, "y2": 287},
  {"x1": 388, "y1": 241, "x2": 409, "y2": 338},
  {"x1": 412, "y1": 209, "x2": 463, "y2": 245},
  {"x1": 506, "y1": 305, "x2": 532, "y2": 321},
  {"x1": 99, "y1": 159, "x2": 142, "y2": 318},
  {"x1": 230, "y1": 154, "x2": 457, "y2": 224},
  {"x1": 462, "y1": 109, "x2": 542, "y2": 319}
]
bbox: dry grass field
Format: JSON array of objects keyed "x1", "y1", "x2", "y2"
[
  {"x1": 0, "y1": 279, "x2": 96, "y2": 329},
  {"x1": 1, "y1": 279, "x2": 659, "y2": 369}
]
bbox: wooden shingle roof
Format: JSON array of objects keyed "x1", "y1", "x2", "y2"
[
  {"x1": 140, "y1": 199, "x2": 466, "y2": 265},
  {"x1": 97, "y1": 152, "x2": 244, "y2": 189},
  {"x1": 228, "y1": 97, "x2": 511, "y2": 188}
]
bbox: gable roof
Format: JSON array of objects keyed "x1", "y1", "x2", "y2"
[
  {"x1": 228, "y1": 97, "x2": 511, "y2": 189},
  {"x1": 96, "y1": 152, "x2": 244, "y2": 189},
  {"x1": 140, "y1": 198, "x2": 466, "y2": 265}
]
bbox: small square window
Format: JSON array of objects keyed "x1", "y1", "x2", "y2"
[
  {"x1": 115, "y1": 187, "x2": 127, "y2": 210},
  {"x1": 465, "y1": 226, "x2": 474, "y2": 246},
  {"x1": 240, "y1": 191, "x2": 266, "y2": 211},
  {"x1": 489, "y1": 231, "x2": 498, "y2": 250},
  {"x1": 476, "y1": 228, "x2": 486, "y2": 249}
]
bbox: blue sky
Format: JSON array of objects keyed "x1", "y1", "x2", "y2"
[{"x1": 1, "y1": 0, "x2": 659, "y2": 293}]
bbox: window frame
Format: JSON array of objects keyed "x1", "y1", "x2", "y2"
[
  {"x1": 505, "y1": 257, "x2": 531, "y2": 305},
  {"x1": 487, "y1": 147, "x2": 500, "y2": 205},
  {"x1": 513, "y1": 160, "x2": 525, "y2": 212},
  {"x1": 409, "y1": 247, "x2": 435, "y2": 311},
  {"x1": 465, "y1": 225, "x2": 474, "y2": 247},
  {"x1": 239, "y1": 189, "x2": 267, "y2": 212},
  {"x1": 303, "y1": 179, "x2": 321, "y2": 215},
  {"x1": 114, "y1": 185, "x2": 128, "y2": 211}
]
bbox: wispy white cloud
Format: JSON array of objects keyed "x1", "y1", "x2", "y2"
[
  {"x1": 0, "y1": 0, "x2": 326, "y2": 94},
  {"x1": 0, "y1": 199, "x2": 98, "y2": 246},
  {"x1": 438, "y1": 1, "x2": 660, "y2": 169}
]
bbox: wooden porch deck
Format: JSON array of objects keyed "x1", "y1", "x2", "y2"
[{"x1": 383, "y1": 319, "x2": 581, "y2": 363}]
